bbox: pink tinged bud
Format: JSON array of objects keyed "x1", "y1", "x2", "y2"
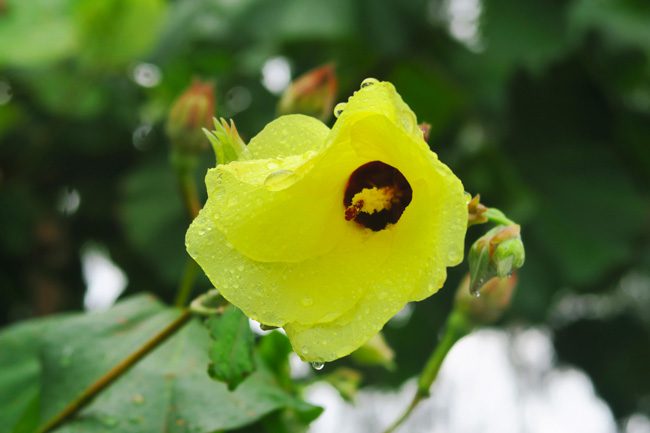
[
  {"x1": 419, "y1": 122, "x2": 431, "y2": 142},
  {"x1": 455, "y1": 273, "x2": 518, "y2": 324},
  {"x1": 166, "y1": 79, "x2": 216, "y2": 154},
  {"x1": 278, "y1": 63, "x2": 338, "y2": 121}
]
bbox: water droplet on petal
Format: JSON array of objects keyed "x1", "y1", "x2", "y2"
[
  {"x1": 301, "y1": 297, "x2": 313, "y2": 306},
  {"x1": 333, "y1": 102, "x2": 346, "y2": 118},
  {"x1": 264, "y1": 170, "x2": 296, "y2": 191},
  {"x1": 310, "y1": 361, "x2": 325, "y2": 371},
  {"x1": 360, "y1": 78, "x2": 379, "y2": 88}
]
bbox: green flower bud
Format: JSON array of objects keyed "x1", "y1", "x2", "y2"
[
  {"x1": 493, "y1": 237, "x2": 525, "y2": 278},
  {"x1": 468, "y1": 224, "x2": 525, "y2": 295},
  {"x1": 204, "y1": 118, "x2": 246, "y2": 165},
  {"x1": 166, "y1": 79, "x2": 215, "y2": 156},
  {"x1": 278, "y1": 63, "x2": 337, "y2": 121}
]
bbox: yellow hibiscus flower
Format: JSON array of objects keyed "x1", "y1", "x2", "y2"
[{"x1": 186, "y1": 79, "x2": 468, "y2": 362}]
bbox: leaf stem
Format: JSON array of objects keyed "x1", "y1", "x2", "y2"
[
  {"x1": 37, "y1": 309, "x2": 193, "y2": 433},
  {"x1": 484, "y1": 207, "x2": 516, "y2": 226},
  {"x1": 382, "y1": 310, "x2": 473, "y2": 433},
  {"x1": 174, "y1": 258, "x2": 200, "y2": 307}
]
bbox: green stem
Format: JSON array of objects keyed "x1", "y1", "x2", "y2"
[
  {"x1": 172, "y1": 155, "x2": 202, "y2": 306},
  {"x1": 484, "y1": 207, "x2": 516, "y2": 226},
  {"x1": 174, "y1": 259, "x2": 200, "y2": 307},
  {"x1": 37, "y1": 309, "x2": 193, "y2": 433},
  {"x1": 176, "y1": 164, "x2": 201, "y2": 220},
  {"x1": 383, "y1": 310, "x2": 473, "y2": 433}
]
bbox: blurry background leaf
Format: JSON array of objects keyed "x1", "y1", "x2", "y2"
[
  {"x1": 0, "y1": 0, "x2": 77, "y2": 67},
  {"x1": 74, "y1": 0, "x2": 167, "y2": 69},
  {"x1": 119, "y1": 157, "x2": 187, "y2": 288}
]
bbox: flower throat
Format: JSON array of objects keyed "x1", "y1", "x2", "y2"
[{"x1": 344, "y1": 161, "x2": 413, "y2": 231}]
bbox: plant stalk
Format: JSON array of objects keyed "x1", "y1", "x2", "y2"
[
  {"x1": 173, "y1": 157, "x2": 202, "y2": 306},
  {"x1": 37, "y1": 309, "x2": 193, "y2": 433},
  {"x1": 382, "y1": 310, "x2": 473, "y2": 433},
  {"x1": 174, "y1": 258, "x2": 200, "y2": 307}
]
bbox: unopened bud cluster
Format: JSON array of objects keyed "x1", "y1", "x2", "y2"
[{"x1": 468, "y1": 224, "x2": 525, "y2": 295}]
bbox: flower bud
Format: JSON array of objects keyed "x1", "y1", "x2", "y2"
[
  {"x1": 204, "y1": 118, "x2": 246, "y2": 165},
  {"x1": 455, "y1": 273, "x2": 518, "y2": 324},
  {"x1": 278, "y1": 63, "x2": 337, "y2": 121},
  {"x1": 350, "y1": 333, "x2": 396, "y2": 370},
  {"x1": 468, "y1": 224, "x2": 525, "y2": 295},
  {"x1": 166, "y1": 79, "x2": 215, "y2": 156}
]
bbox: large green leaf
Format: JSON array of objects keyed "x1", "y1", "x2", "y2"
[
  {"x1": 0, "y1": 315, "x2": 65, "y2": 432},
  {"x1": 0, "y1": 295, "x2": 319, "y2": 433}
]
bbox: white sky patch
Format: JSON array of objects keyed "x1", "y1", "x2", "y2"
[
  {"x1": 249, "y1": 318, "x2": 286, "y2": 336},
  {"x1": 445, "y1": 0, "x2": 483, "y2": 52},
  {"x1": 57, "y1": 187, "x2": 81, "y2": 216},
  {"x1": 261, "y1": 56, "x2": 291, "y2": 94},
  {"x1": 82, "y1": 244, "x2": 128, "y2": 311},
  {"x1": 132, "y1": 63, "x2": 162, "y2": 88},
  {"x1": 389, "y1": 303, "x2": 415, "y2": 328},
  {"x1": 307, "y1": 328, "x2": 617, "y2": 433},
  {"x1": 290, "y1": 352, "x2": 312, "y2": 379},
  {"x1": 132, "y1": 123, "x2": 153, "y2": 151},
  {"x1": 225, "y1": 86, "x2": 252, "y2": 114},
  {"x1": 625, "y1": 414, "x2": 650, "y2": 433}
]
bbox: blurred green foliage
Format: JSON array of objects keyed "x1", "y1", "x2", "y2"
[{"x1": 1, "y1": 0, "x2": 649, "y2": 428}]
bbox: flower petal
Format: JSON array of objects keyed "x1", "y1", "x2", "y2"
[
  {"x1": 335, "y1": 80, "x2": 422, "y2": 143},
  {"x1": 242, "y1": 114, "x2": 329, "y2": 159}
]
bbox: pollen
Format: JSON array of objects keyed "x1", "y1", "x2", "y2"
[{"x1": 351, "y1": 187, "x2": 397, "y2": 214}]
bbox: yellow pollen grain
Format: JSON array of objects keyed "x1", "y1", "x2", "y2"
[{"x1": 351, "y1": 187, "x2": 395, "y2": 214}]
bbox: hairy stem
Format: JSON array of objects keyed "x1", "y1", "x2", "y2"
[
  {"x1": 37, "y1": 309, "x2": 193, "y2": 433},
  {"x1": 383, "y1": 310, "x2": 473, "y2": 433}
]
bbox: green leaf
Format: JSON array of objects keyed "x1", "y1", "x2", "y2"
[
  {"x1": 258, "y1": 331, "x2": 293, "y2": 390},
  {"x1": 206, "y1": 306, "x2": 256, "y2": 390},
  {"x1": 0, "y1": 316, "x2": 64, "y2": 432},
  {"x1": 0, "y1": 0, "x2": 77, "y2": 67},
  {"x1": 74, "y1": 0, "x2": 167, "y2": 68},
  {"x1": 0, "y1": 295, "x2": 319, "y2": 433}
]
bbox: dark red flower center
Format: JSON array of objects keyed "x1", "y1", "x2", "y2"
[{"x1": 343, "y1": 161, "x2": 413, "y2": 231}]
